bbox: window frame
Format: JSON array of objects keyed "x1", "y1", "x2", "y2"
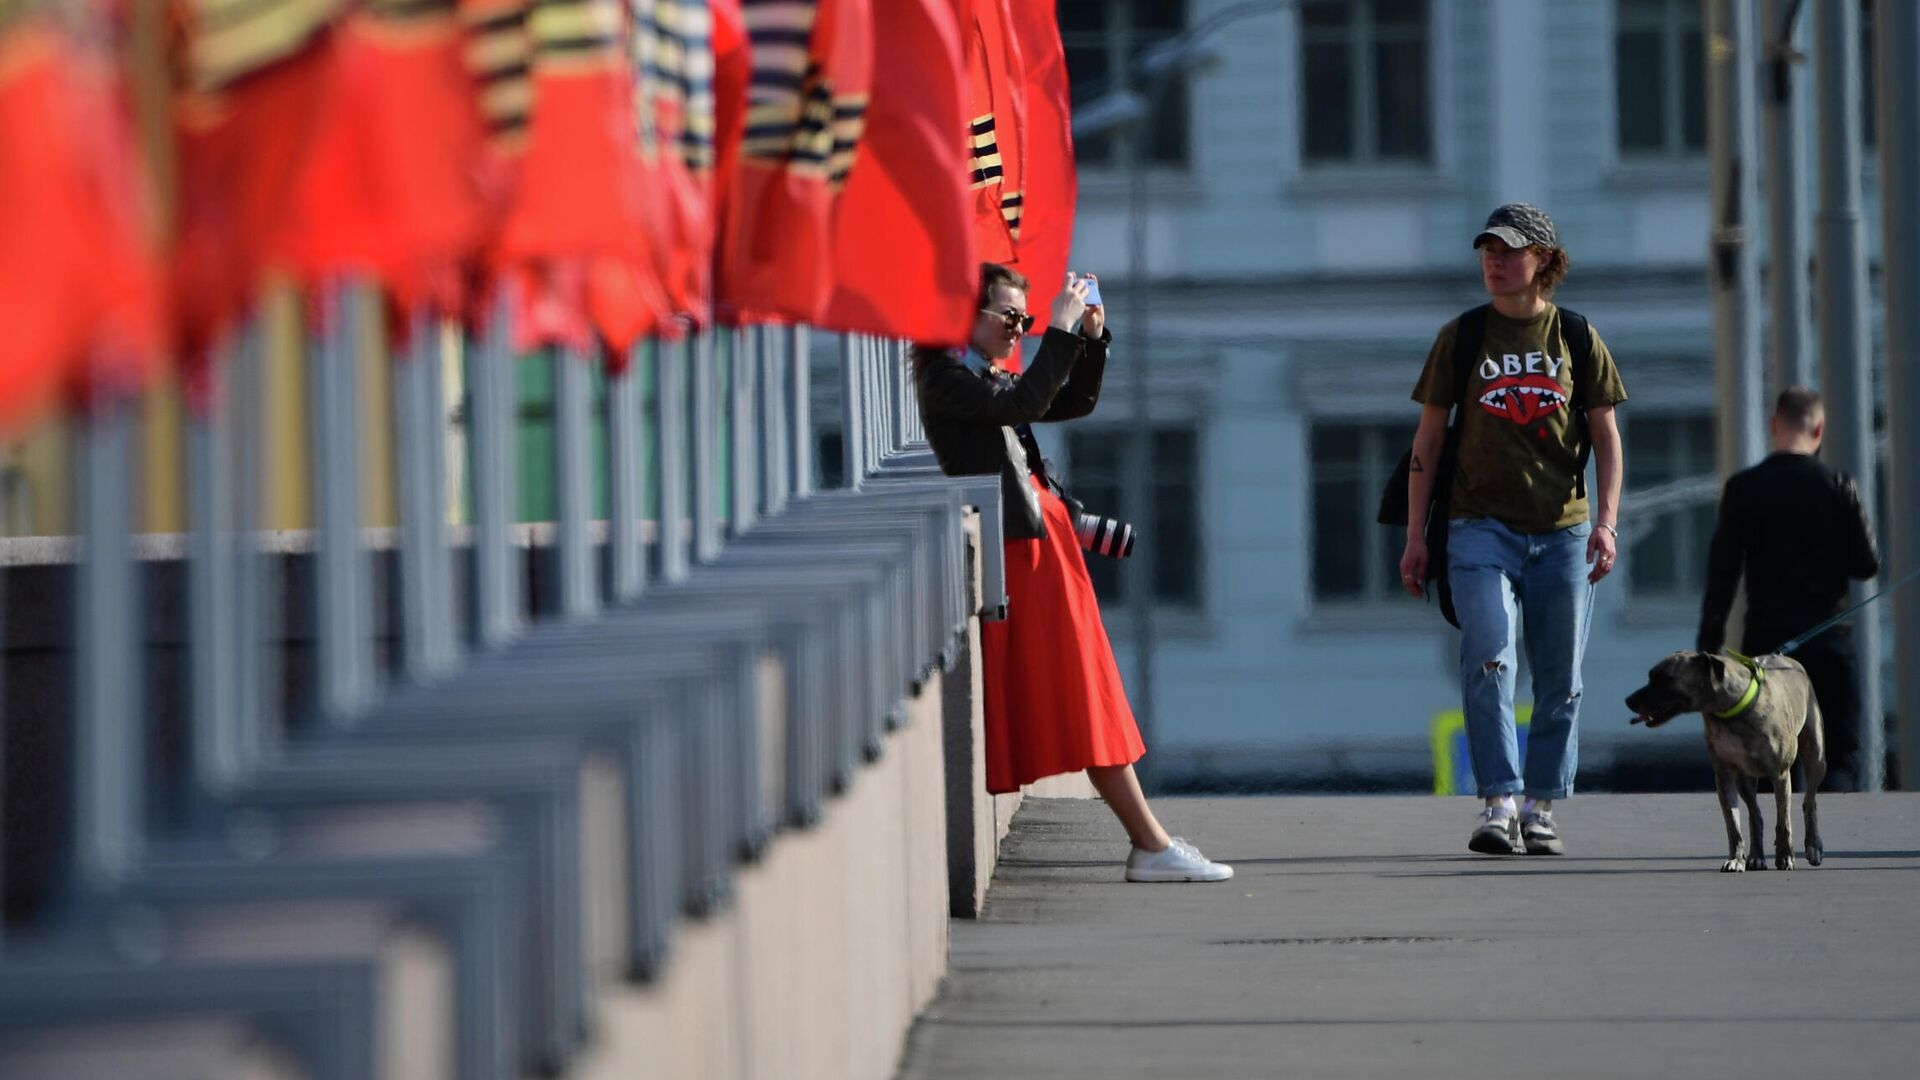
[
  {"x1": 1060, "y1": 422, "x2": 1208, "y2": 619},
  {"x1": 1060, "y1": 0, "x2": 1192, "y2": 172},
  {"x1": 1306, "y1": 417, "x2": 1418, "y2": 610},
  {"x1": 1297, "y1": 0, "x2": 1435, "y2": 169},
  {"x1": 1621, "y1": 412, "x2": 1718, "y2": 602},
  {"x1": 1613, "y1": 0, "x2": 1705, "y2": 161}
]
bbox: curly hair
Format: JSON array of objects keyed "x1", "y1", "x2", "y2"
[{"x1": 1533, "y1": 245, "x2": 1571, "y2": 296}]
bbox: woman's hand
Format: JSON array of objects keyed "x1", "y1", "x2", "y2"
[
  {"x1": 1079, "y1": 275, "x2": 1105, "y2": 338},
  {"x1": 1399, "y1": 536, "x2": 1428, "y2": 598},
  {"x1": 1587, "y1": 522, "x2": 1618, "y2": 583},
  {"x1": 1050, "y1": 273, "x2": 1090, "y2": 332}
]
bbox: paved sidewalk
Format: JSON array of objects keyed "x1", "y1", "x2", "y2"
[{"x1": 896, "y1": 793, "x2": 1920, "y2": 1080}]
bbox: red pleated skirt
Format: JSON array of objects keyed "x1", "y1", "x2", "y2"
[{"x1": 980, "y1": 476, "x2": 1147, "y2": 794}]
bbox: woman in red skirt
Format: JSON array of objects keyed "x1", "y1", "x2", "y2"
[{"x1": 911, "y1": 264, "x2": 1230, "y2": 883}]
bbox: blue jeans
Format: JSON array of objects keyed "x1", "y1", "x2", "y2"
[{"x1": 1447, "y1": 518, "x2": 1595, "y2": 800}]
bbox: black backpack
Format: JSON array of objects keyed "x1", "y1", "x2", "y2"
[{"x1": 1375, "y1": 305, "x2": 1593, "y2": 627}]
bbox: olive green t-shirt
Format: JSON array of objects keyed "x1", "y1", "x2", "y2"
[{"x1": 1411, "y1": 304, "x2": 1627, "y2": 533}]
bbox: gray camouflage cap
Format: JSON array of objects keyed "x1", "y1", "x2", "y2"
[{"x1": 1473, "y1": 203, "x2": 1558, "y2": 251}]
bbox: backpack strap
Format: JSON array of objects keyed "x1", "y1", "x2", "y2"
[
  {"x1": 1439, "y1": 305, "x2": 1489, "y2": 471},
  {"x1": 1559, "y1": 307, "x2": 1593, "y2": 498},
  {"x1": 1449, "y1": 305, "x2": 1489, "y2": 416}
]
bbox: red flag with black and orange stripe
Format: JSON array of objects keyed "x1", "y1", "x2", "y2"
[
  {"x1": 714, "y1": 0, "x2": 872, "y2": 325},
  {"x1": 706, "y1": 0, "x2": 758, "y2": 323},
  {"x1": 818, "y1": 0, "x2": 972, "y2": 345},
  {"x1": 637, "y1": 0, "x2": 718, "y2": 325},
  {"x1": 1004, "y1": 0, "x2": 1074, "y2": 327},
  {"x1": 965, "y1": 0, "x2": 1023, "y2": 265},
  {"x1": 497, "y1": 0, "x2": 671, "y2": 354},
  {"x1": 171, "y1": 0, "x2": 336, "y2": 368}
]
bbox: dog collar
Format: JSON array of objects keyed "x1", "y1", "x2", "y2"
[{"x1": 1714, "y1": 650, "x2": 1764, "y2": 719}]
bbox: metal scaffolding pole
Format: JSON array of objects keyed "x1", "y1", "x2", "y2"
[
  {"x1": 609, "y1": 347, "x2": 646, "y2": 601},
  {"x1": 1873, "y1": 0, "x2": 1920, "y2": 788},
  {"x1": 554, "y1": 345, "x2": 597, "y2": 620},
  {"x1": 1764, "y1": 0, "x2": 1814, "y2": 393},
  {"x1": 75, "y1": 398, "x2": 140, "y2": 887},
  {"x1": 789, "y1": 325, "x2": 813, "y2": 497},
  {"x1": 655, "y1": 338, "x2": 690, "y2": 583},
  {"x1": 759, "y1": 326, "x2": 790, "y2": 515},
  {"x1": 470, "y1": 296, "x2": 522, "y2": 648},
  {"x1": 309, "y1": 283, "x2": 375, "y2": 720},
  {"x1": 693, "y1": 329, "x2": 723, "y2": 560},
  {"x1": 1707, "y1": 0, "x2": 1769, "y2": 478},
  {"x1": 188, "y1": 355, "x2": 240, "y2": 790},
  {"x1": 1813, "y1": 0, "x2": 1883, "y2": 789},
  {"x1": 730, "y1": 327, "x2": 760, "y2": 522},
  {"x1": 839, "y1": 333, "x2": 865, "y2": 488}
]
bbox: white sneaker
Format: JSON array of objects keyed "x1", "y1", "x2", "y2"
[{"x1": 1124, "y1": 837, "x2": 1233, "y2": 883}]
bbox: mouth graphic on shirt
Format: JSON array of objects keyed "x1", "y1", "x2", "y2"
[{"x1": 1478, "y1": 375, "x2": 1568, "y2": 426}]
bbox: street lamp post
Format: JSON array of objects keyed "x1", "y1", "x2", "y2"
[
  {"x1": 1872, "y1": 0, "x2": 1920, "y2": 789},
  {"x1": 1812, "y1": 0, "x2": 1882, "y2": 788},
  {"x1": 1074, "y1": 17, "x2": 1236, "y2": 785},
  {"x1": 1122, "y1": 104, "x2": 1158, "y2": 776}
]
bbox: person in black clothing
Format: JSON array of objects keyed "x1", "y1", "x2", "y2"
[{"x1": 1697, "y1": 386, "x2": 1881, "y2": 789}]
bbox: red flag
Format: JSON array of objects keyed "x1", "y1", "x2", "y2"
[
  {"x1": 709, "y1": 0, "x2": 748, "y2": 224},
  {"x1": 818, "y1": 0, "x2": 973, "y2": 345},
  {"x1": 714, "y1": 0, "x2": 872, "y2": 324},
  {"x1": 1004, "y1": 0, "x2": 1075, "y2": 327},
  {"x1": 0, "y1": 7, "x2": 160, "y2": 436},
  {"x1": 964, "y1": 0, "x2": 1023, "y2": 265},
  {"x1": 282, "y1": 0, "x2": 497, "y2": 316},
  {"x1": 63, "y1": 5, "x2": 163, "y2": 405},
  {"x1": 636, "y1": 0, "x2": 718, "y2": 325},
  {"x1": 171, "y1": 0, "x2": 335, "y2": 369},
  {"x1": 0, "y1": 21, "x2": 93, "y2": 434},
  {"x1": 497, "y1": 0, "x2": 671, "y2": 354},
  {"x1": 455, "y1": 0, "x2": 532, "y2": 330},
  {"x1": 706, "y1": 0, "x2": 760, "y2": 323},
  {"x1": 457, "y1": 0, "x2": 532, "y2": 163}
]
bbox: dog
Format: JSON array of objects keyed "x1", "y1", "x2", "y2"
[{"x1": 1624, "y1": 651, "x2": 1825, "y2": 872}]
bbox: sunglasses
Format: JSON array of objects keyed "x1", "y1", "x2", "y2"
[{"x1": 980, "y1": 307, "x2": 1036, "y2": 333}]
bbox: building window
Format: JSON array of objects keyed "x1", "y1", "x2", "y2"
[
  {"x1": 1310, "y1": 420, "x2": 1414, "y2": 603},
  {"x1": 1060, "y1": 0, "x2": 1190, "y2": 168},
  {"x1": 1625, "y1": 415, "x2": 1716, "y2": 596},
  {"x1": 1299, "y1": 0, "x2": 1432, "y2": 166},
  {"x1": 1064, "y1": 426, "x2": 1203, "y2": 609},
  {"x1": 1615, "y1": 0, "x2": 1705, "y2": 158}
]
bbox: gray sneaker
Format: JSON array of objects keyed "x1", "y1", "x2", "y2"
[
  {"x1": 1520, "y1": 810, "x2": 1564, "y2": 855},
  {"x1": 1467, "y1": 806, "x2": 1521, "y2": 855}
]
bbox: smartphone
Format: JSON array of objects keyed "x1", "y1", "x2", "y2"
[{"x1": 1080, "y1": 274, "x2": 1102, "y2": 306}]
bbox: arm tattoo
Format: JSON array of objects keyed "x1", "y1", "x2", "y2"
[{"x1": 1410, "y1": 454, "x2": 1424, "y2": 473}]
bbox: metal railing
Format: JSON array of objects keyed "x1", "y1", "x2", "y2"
[{"x1": 0, "y1": 295, "x2": 991, "y2": 1079}]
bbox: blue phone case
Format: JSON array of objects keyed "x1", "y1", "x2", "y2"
[{"x1": 1081, "y1": 277, "x2": 1102, "y2": 306}]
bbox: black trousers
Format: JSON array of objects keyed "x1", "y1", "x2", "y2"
[{"x1": 1745, "y1": 631, "x2": 1864, "y2": 792}]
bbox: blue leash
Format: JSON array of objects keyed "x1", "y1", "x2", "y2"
[{"x1": 1776, "y1": 564, "x2": 1920, "y2": 655}]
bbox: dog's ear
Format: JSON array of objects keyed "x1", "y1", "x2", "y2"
[{"x1": 1691, "y1": 652, "x2": 1726, "y2": 695}]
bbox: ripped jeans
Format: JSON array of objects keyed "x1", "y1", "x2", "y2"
[{"x1": 1447, "y1": 517, "x2": 1595, "y2": 800}]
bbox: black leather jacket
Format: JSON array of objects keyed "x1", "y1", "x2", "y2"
[
  {"x1": 910, "y1": 327, "x2": 1110, "y2": 540},
  {"x1": 1697, "y1": 451, "x2": 1881, "y2": 653}
]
